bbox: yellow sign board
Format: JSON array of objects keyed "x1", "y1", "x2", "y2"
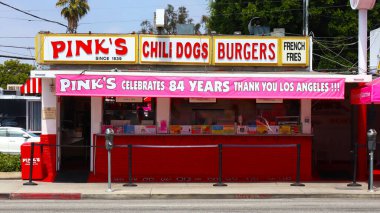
[{"x1": 35, "y1": 33, "x2": 309, "y2": 67}]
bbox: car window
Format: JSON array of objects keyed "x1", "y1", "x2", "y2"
[
  {"x1": 27, "y1": 132, "x2": 39, "y2": 137},
  {"x1": 8, "y1": 129, "x2": 24, "y2": 137},
  {"x1": 0, "y1": 129, "x2": 6, "y2": 137}
]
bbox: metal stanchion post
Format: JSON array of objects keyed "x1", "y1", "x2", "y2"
[
  {"x1": 124, "y1": 144, "x2": 137, "y2": 187},
  {"x1": 107, "y1": 148, "x2": 112, "y2": 192},
  {"x1": 105, "y1": 128, "x2": 114, "y2": 192},
  {"x1": 367, "y1": 129, "x2": 377, "y2": 192},
  {"x1": 23, "y1": 142, "x2": 37, "y2": 186},
  {"x1": 291, "y1": 144, "x2": 305, "y2": 187},
  {"x1": 213, "y1": 144, "x2": 227, "y2": 187},
  {"x1": 369, "y1": 151, "x2": 374, "y2": 192},
  {"x1": 347, "y1": 143, "x2": 361, "y2": 187}
]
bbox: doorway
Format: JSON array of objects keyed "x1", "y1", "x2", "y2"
[
  {"x1": 311, "y1": 84, "x2": 355, "y2": 180},
  {"x1": 56, "y1": 96, "x2": 91, "y2": 182}
]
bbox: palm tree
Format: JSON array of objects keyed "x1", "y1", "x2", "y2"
[{"x1": 56, "y1": 0, "x2": 90, "y2": 33}]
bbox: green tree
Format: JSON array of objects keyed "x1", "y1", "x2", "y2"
[
  {"x1": 0, "y1": 60, "x2": 33, "y2": 89},
  {"x1": 208, "y1": 0, "x2": 380, "y2": 73},
  {"x1": 165, "y1": 4, "x2": 178, "y2": 34},
  {"x1": 178, "y1": 6, "x2": 189, "y2": 24},
  {"x1": 140, "y1": 20, "x2": 154, "y2": 34},
  {"x1": 200, "y1": 15, "x2": 210, "y2": 34},
  {"x1": 141, "y1": 4, "x2": 204, "y2": 35},
  {"x1": 56, "y1": 0, "x2": 90, "y2": 33}
]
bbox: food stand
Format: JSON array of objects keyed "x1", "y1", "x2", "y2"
[{"x1": 29, "y1": 33, "x2": 371, "y2": 182}]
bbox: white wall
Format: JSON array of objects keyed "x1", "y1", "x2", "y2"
[
  {"x1": 156, "y1": 98, "x2": 170, "y2": 133},
  {"x1": 41, "y1": 79, "x2": 57, "y2": 134},
  {"x1": 370, "y1": 28, "x2": 380, "y2": 74},
  {"x1": 301, "y1": 99, "x2": 312, "y2": 134},
  {"x1": 90, "y1": 97, "x2": 102, "y2": 171}
]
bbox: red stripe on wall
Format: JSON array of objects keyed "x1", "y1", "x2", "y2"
[{"x1": 40, "y1": 134, "x2": 57, "y2": 182}]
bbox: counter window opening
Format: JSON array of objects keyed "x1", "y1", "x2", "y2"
[
  {"x1": 102, "y1": 97, "x2": 156, "y2": 134},
  {"x1": 100, "y1": 97, "x2": 301, "y2": 135},
  {"x1": 170, "y1": 98, "x2": 301, "y2": 135}
]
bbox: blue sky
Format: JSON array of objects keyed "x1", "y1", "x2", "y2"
[{"x1": 0, "y1": 0, "x2": 209, "y2": 65}]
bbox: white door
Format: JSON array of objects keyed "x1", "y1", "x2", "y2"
[
  {"x1": 7, "y1": 129, "x2": 27, "y2": 153},
  {"x1": 0, "y1": 129, "x2": 8, "y2": 153}
]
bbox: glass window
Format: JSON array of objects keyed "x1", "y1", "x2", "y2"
[
  {"x1": 0, "y1": 129, "x2": 7, "y2": 137},
  {"x1": 103, "y1": 97, "x2": 156, "y2": 125},
  {"x1": 170, "y1": 98, "x2": 300, "y2": 126},
  {"x1": 8, "y1": 129, "x2": 24, "y2": 137},
  {"x1": 27, "y1": 101, "x2": 41, "y2": 132}
]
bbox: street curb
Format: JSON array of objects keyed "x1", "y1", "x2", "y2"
[
  {"x1": 3, "y1": 193, "x2": 380, "y2": 200},
  {"x1": 81, "y1": 193, "x2": 380, "y2": 200},
  {"x1": 10, "y1": 193, "x2": 81, "y2": 200},
  {"x1": 82, "y1": 194, "x2": 151, "y2": 200}
]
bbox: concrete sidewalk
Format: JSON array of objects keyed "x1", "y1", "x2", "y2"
[
  {"x1": 1, "y1": 179, "x2": 380, "y2": 200},
  {"x1": 0, "y1": 172, "x2": 21, "y2": 180}
]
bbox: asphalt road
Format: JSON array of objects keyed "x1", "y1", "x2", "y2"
[{"x1": 1, "y1": 198, "x2": 380, "y2": 212}]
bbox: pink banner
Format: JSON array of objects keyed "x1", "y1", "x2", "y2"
[
  {"x1": 351, "y1": 78, "x2": 380, "y2": 104},
  {"x1": 56, "y1": 74, "x2": 345, "y2": 99},
  {"x1": 351, "y1": 86, "x2": 372, "y2": 104},
  {"x1": 373, "y1": 80, "x2": 380, "y2": 103}
]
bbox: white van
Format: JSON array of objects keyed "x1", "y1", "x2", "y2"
[{"x1": 0, "y1": 127, "x2": 40, "y2": 154}]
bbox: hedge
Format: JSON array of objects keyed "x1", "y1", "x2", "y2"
[{"x1": 0, "y1": 153, "x2": 21, "y2": 172}]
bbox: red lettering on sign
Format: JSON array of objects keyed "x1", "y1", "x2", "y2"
[
  {"x1": 50, "y1": 37, "x2": 132, "y2": 59},
  {"x1": 268, "y1": 43, "x2": 276, "y2": 60},
  {"x1": 218, "y1": 43, "x2": 225, "y2": 59},
  {"x1": 193, "y1": 42, "x2": 200, "y2": 59},
  {"x1": 243, "y1": 43, "x2": 250, "y2": 59},
  {"x1": 142, "y1": 41, "x2": 173, "y2": 59},
  {"x1": 252, "y1": 43, "x2": 258, "y2": 60},
  {"x1": 158, "y1": 42, "x2": 162, "y2": 58},
  {"x1": 66, "y1": 40, "x2": 73, "y2": 57},
  {"x1": 184, "y1": 42, "x2": 192, "y2": 58},
  {"x1": 142, "y1": 41, "x2": 149, "y2": 57},
  {"x1": 95, "y1": 39, "x2": 109, "y2": 54},
  {"x1": 235, "y1": 43, "x2": 242, "y2": 59},
  {"x1": 226, "y1": 43, "x2": 234, "y2": 60},
  {"x1": 216, "y1": 41, "x2": 277, "y2": 62},
  {"x1": 150, "y1": 41, "x2": 158, "y2": 58},
  {"x1": 176, "y1": 42, "x2": 183, "y2": 58},
  {"x1": 51, "y1": 41, "x2": 65, "y2": 59},
  {"x1": 260, "y1": 43, "x2": 267, "y2": 60},
  {"x1": 162, "y1": 42, "x2": 168, "y2": 58},
  {"x1": 169, "y1": 42, "x2": 173, "y2": 58},
  {"x1": 76, "y1": 40, "x2": 92, "y2": 56},
  {"x1": 115, "y1": 38, "x2": 128, "y2": 55},
  {"x1": 201, "y1": 43, "x2": 208, "y2": 59}
]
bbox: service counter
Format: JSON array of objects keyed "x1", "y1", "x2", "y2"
[{"x1": 88, "y1": 134, "x2": 313, "y2": 183}]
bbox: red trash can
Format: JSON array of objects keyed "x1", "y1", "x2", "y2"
[{"x1": 21, "y1": 142, "x2": 45, "y2": 180}]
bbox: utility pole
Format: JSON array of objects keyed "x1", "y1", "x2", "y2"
[
  {"x1": 350, "y1": 0, "x2": 376, "y2": 75},
  {"x1": 303, "y1": 0, "x2": 309, "y2": 36}
]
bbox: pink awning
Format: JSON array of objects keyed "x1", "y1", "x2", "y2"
[
  {"x1": 55, "y1": 74, "x2": 345, "y2": 100},
  {"x1": 351, "y1": 78, "x2": 380, "y2": 104}
]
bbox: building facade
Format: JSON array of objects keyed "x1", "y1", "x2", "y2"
[{"x1": 29, "y1": 33, "x2": 371, "y2": 182}]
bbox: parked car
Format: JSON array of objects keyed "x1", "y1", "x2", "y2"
[
  {"x1": 0, "y1": 118, "x2": 19, "y2": 127},
  {"x1": 0, "y1": 127, "x2": 40, "y2": 154}
]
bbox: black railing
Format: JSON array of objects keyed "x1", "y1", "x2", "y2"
[{"x1": 23, "y1": 143, "x2": 304, "y2": 187}]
